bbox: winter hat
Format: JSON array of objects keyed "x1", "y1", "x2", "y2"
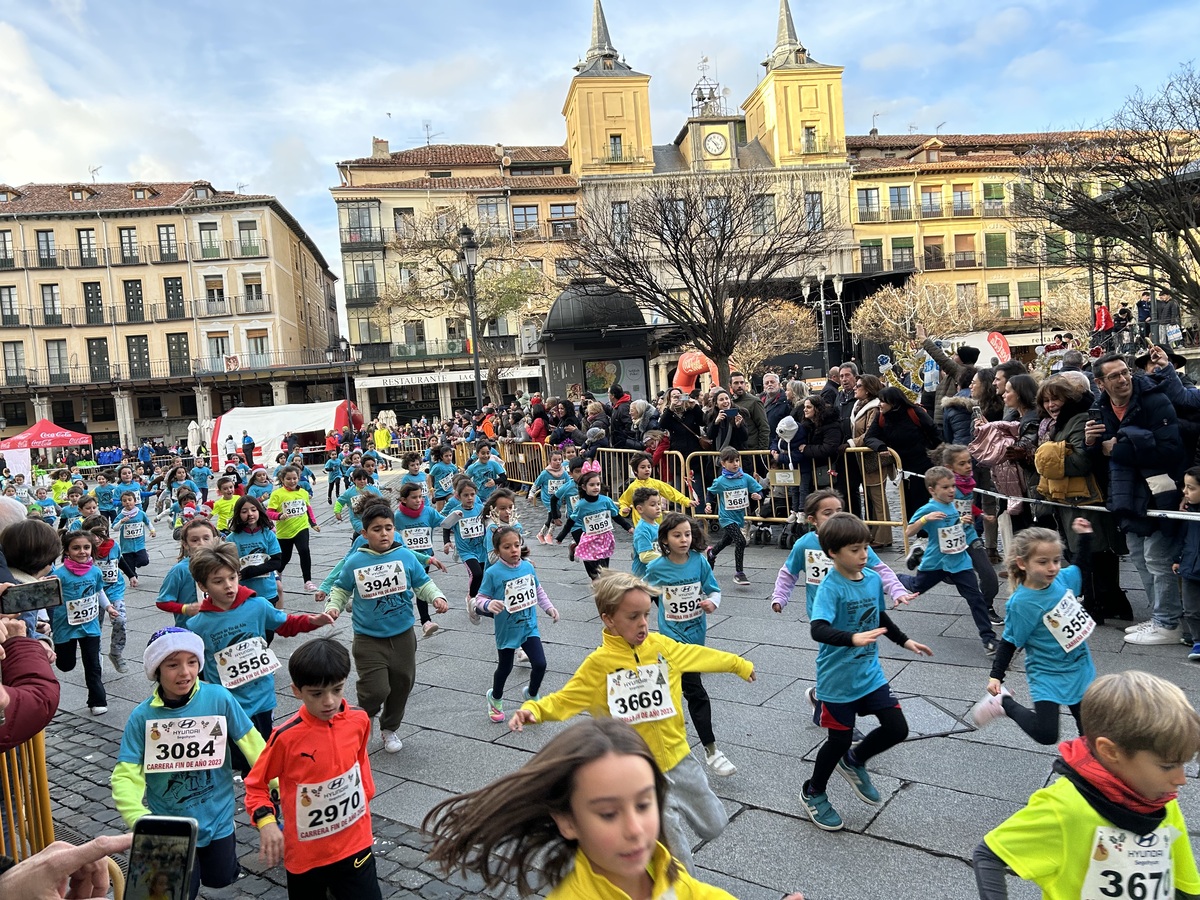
[
  {"x1": 955, "y1": 345, "x2": 980, "y2": 365},
  {"x1": 585, "y1": 427, "x2": 606, "y2": 444},
  {"x1": 776, "y1": 415, "x2": 799, "y2": 444},
  {"x1": 144, "y1": 627, "x2": 205, "y2": 681}
]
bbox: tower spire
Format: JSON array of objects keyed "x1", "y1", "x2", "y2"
[
  {"x1": 763, "y1": 0, "x2": 811, "y2": 70},
  {"x1": 588, "y1": 0, "x2": 616, "y2": 61}
]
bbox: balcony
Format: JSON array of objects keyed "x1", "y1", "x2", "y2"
[
  {"x1": 923, "y1": 253, "x2": 947, "y2": 271},
  {"x1": 233, "y1": 292, "x2": 271, "y2": 314},
  {"x1": 149, "y1": 243, "x2": 183, "y2": 264},
  {"x1": 196, "y1": 297, "x2": 232, "y2": 318},
  {"x1": 232, "y1": 238, "x2": 268, "y2": 259},
  {"x1": 952, "y1": 202, "x2": 976, "y2": 217},
  {"x1": 23, "y1": 249, "x2": 65, "y2": 269},
  {"x1": 31, "y1": 306, "x2": 82, "y2": 327},
  {"x1": 953, "y1": 251, "x2": 980, "y2": 269},
  {"x1": 63, "y1": 248, "x2": 107, "y2": 268},
  {"x1": 110, "y1": 304, "x2": 151, "y2": 325},
  {"x1": 4, "y1": 371, "x2": 28, "y2": 387},
  {"x1": 985, "y1": 253, "x2": 1009, "y2": 268},
  {"x1": 339, "y1": 227, "x2": 392, "y2": 249},
  {"x1": 151, "y1": 301, "x2": 193, "y2": 322},
  {"x1": 109, "y1": 246, "x2": 145, "y2": 266},
  {"x1": 801, "y1": 137, "x2": 844, "y2": 155},
  {"x1": 855, "y1": 207, "x2": 884, "y2": 223},
  {"x1": 982, "y1": 201, "x2": 1008, "y2": 218},
  {"x1": 345, "y1": 284, "x2": 380, "y2": 307},
  {"x1": 0, "y1": 253, "x2": 16, "y2": 270},
  {"x1": 0, "y1": 309, "x2": 26, "y2": 327},
  {"x1": 191, "y1": 348, "x2": 332, "y2": 374},
  {"x1": 919, "y1": 202, "x2": 944, "y2": 219},
  {"x1": 191, "y1": 240, "x2": 229, "y2": 261},
  {"x1": 82, "y1": 305, "x2": 107, "y2": 326},
  {"x1": 597, "y1": 149, "x2": 647, "y2": 165},
  {"x1": 888, "y1": 205, "x2": 914, "y2": 222}
]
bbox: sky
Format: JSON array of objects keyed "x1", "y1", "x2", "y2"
[{"x1": 1, "y1": 0, "x2": 1198, "y2": 320}]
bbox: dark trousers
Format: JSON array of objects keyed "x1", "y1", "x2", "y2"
[
  {"x1": 228, "y1": 710, "x2": 274, "y2": 777},
  {"x1": 810, "y1": 705, "x2": 908, "y2": 794},
  {"x1": 278, "y1": 528, "x2": 312, "y2": 581},
  {"x1": 1001, "y1": 696, "x2": 1082, "y2": 745},
  {"x1": 188, "y1": 832, "x2": 239, "y2": 900},
  {"x1": 712, "y1": 523, "x2": 747, "y2": 571},
  {"x1": 55, "y1": 635, "x2": 105, "y2": 708},
  {"x1": 286, "y1": 846, "x2": 382, "y2": 900},
  {"x1": 243, "y1": 443, "x2": 255, "y2": 463},
  {"x1": 583, "y1": 558, "x2": 610, "y2": 580},
  {"x1": 681, "y1": 671, "x2": 716, "y2": 746},
  {"x1": 118, "y1": 549, "x2": 149, "y2": 579},
  {"x1": 967, "y1": 540, "x2": 999, "y2": 607},
  {"x1": 492, "y1": 637, "x2": 547, "y2": 700},
  {"x1": 327, "y1": 477, "x2": 342, "y2": 504},
  {"x1": 900, "y1": 567, "x2": 995, "y2": 644}
]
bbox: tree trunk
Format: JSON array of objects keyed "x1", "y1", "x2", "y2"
[{"x1": 714, "y1": 356, "x2": 732, "y2": 390}]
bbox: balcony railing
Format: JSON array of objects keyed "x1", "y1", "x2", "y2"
[
  {"x1": 110, "y1": 304, "x2": 151, "y2": 325},
  {"x1": 923, "y1": 253, "x2": 947, "y2": 271},
  {"x1": 345, "y1": 284, "x2": 379, "y2": 306},
  {"x1": 63, "y1": 248, "x2": 107, "y2": 268},
  {"x1": 919, "y1": 202, "x2": 944, "y2": 219},
  {"x1": 598, "y1": 149, "x2": 647, "y2": 165},
  {"x1": 110, "y1": 246, "x2": 145, "y2": 266},
  {"x1": 232, "y1": 238, "x2": 268, "y2": 259},
  {"x1": 982, "y1": 201, "x2": 1008, "y2": 218},
  {"x1": 855, "y1": 207, "x2": 883, "y2": 223},
  {"x1": 953, "y1": 251, "x2": 979, "y2": 269},
  {"x1": 152, "y1": 301, "x2": 193, "y2": 322},
  {"x1": 196, "y1": 297, "x2": 232, "y2": 318},
  {"x1": 149, "y1": 243, "x2": 183, "y2": 264},
  {"x1": 192, "y1": 349, "x2": 333, "y2": 374},
  {"x1": 889, "y1": 205, "x2": 914, "y2": 222},
  {"x1": 0, "y1": 309, "x2": 25, "y2": 327},
  {"x1": 232, "y1": 292, "x2": 270, "y2": 314},
  {"x1": 985, "y1": 253, "x2": 1009, "y2": 268},
  {"x1": 31, "y1": 306, "x2": 81, "y2": 327},
  {"x1": 82, "y1": 305, "x2": 107, "y2": 325},
  {"x1": 339, "y1": 227, "x2": 393, "y2": 247},
  {"x1": 0, "y1": 254, "x2": 15, "y2": 270},
  {"x1": 191, "y1": 240, "x2": 229, "y2": 261},
  {"x1": 952, "y1": 202, "x2": 975, "y2": 217},
  {"x1": 23, "y1": 249, "x2": 66, "y2": 269}
]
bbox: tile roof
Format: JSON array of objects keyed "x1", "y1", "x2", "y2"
[
  {"x1": 339, "y1": 144, "x2": 571, "y2": 167},
  {"x1": 332, "y1": 175, "x2": 579, "y2": 192},
  {"x1": 851, "y1": 154, "x2": 1024, "y2": 176},
  {"x1": 846, "y1": 131, "x2": 1097, "y2": 151},
  {"x1": 0, "y1": 181, "x2": 279, "y2": 214}
]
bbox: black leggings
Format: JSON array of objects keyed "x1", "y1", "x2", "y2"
[
  {"x1": 188, "y1": 833, "x2": 239, "y2": 900},
  {"x1": 118, "y1": 549, "x2": 149, "y2": 579},
  {"x1": 584, "y1": 558, "x2": 609, "y2": 580},
  {"x1": 492, "y1": 637, "x2": 547, "y2": 700},
  {"x1": 1001, "y1": 697, "x2": 1083, "y2": 746},
  {"x1": 278, "y1": 528, "x2": 311, "y2": 581},
  {"x1": 809, "y1": 706, "x2": 908, "y2": 794},
  {"x1": 327, "y1": 476, "x2": 342, "y2": 504},
  {"x1": 712, "y1": 523, "x2": 747, "y2": 571},
  {"x1": 681, "y1": 671, "x2": 716, "y2": 747},
  {"x1": 56, "y1": 635, "x2": 105, "y2": 708}
]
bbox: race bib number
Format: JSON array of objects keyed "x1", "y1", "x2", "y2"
[
  {"x1": 216, "y1": 637, "x2": 280, "y2": 689},
  {"x1": 98, "y1": 558, "x2": 119, "y2": 584},
  {"x1": 402, "y1": 527, "x2": 433, "y2": 551},
  {"x1": 437, "y1": 474, "x2": 455, "y2": 492},
  {"x1": 123, "y1": 521, "x2": 144, "y2": 539},
  {"x1": 459, "y1": 516, "x2": 484, "y2": 539},
  {"x1": 607, "y1": 662, "x2": 676, "y2": 724},
  {"x1": 354, "y1": 562, "x2": 407, "y2": 599},
  {"x1": 954, "y1": 498, "x2": 972, "y2": 518},
  {"x1": 723, "y1": 488, "x2": 749, "y2": 511},
  {"x1": 143, "y1": 716, "x2": 228, "y2": 772},
  {"x1": 504, "y1": 574, "x2": 537, "y2": 613},
  {"x1": 937, "y1": 523, "x2": 967, "y2": 555},
  {"x1": 238, "y1": 552, "x2": 267, "y2": 568},
  {"x1": 547, "y1": 479, "x2": 565, "y2": 495},
  {"x1": 583, "y1": 512, "x2": 612, "y2": 536},
  {"x1": 296, "y1": 763, "x2": 366, "y2": 841},
  {"x1": 66, "y1": 593, "x2": 99, "y2": 625},
  {"x1": 662, "y1": 582, "x2": 702, "y2": 622},
  {"x1": 804, "y1": 549, "x2": 833, "y2": 586},
  {"x1": 1081, "y1": 825, "x2": 1175, "y2": 900},
  {"x1": 282, "y1": 499, "x2": 306, "y2": 519},
  {"x1": 1043, "y1": 590, "x2": 1095, "y2": 653},
  {"x1": 14, "y1": 487, "x2": 28, "y2": 501}
]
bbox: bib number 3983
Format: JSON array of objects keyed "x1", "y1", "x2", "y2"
[
  {"x1": 1081, "y1": 824, "x2": 1175, "y2": 900},
  {"x1": 217, "y1": 637, "x2": 281, "y2": 689},
  {"x1": 607, "y1": 662, "x2": 676, "y2": 724},
  {"x1": 143, "y1": 716, "x2": 228, "y2": 772},
  {"x1": 296, "y1": 762, "x2": 366, "y2": 841},
  {"x1": 1043, "y1": 590, "x2": 1095, "y2": 653}
]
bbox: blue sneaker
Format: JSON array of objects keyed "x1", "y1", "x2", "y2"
[
  {"x1": 522, "y1": 686, "x2": 541, "y2": 702},
  {"x1": 800, "y1": 784, "x2": 843, "y2": 831},
  {"x1": 1189, "y1": 642, "x2": 1200, "y2": 661},
  {"x1": 837, "y1": 757, "x2": 881, "y2": 805}
]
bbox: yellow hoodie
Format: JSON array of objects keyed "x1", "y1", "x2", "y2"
[
  {"x1": 548, "y1": 844, "x2": 735, "y2": 899},
  {"x1": 520, "y1": 630, "x2": 753, "y2": 773}
]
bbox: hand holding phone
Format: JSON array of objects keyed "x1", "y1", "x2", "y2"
[
  {"x1": 0, "y1": 579, "x2": 63, "y2": 616},
  {"x1": 126, "y1": 816, "x2": 198, "y2": 900}
]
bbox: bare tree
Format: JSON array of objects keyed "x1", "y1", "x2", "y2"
[
  {"x1": 1020, "y1": 63, "x2": 1200, "y2": 316},
  {"x1": 570, "y1": 170, "x2": 842, "y2": 386},
  {"x1": 850, "y1": 275, "x2": 998, "y2": 345},
  {"x1": 729, "y1": 302, "x2": 820, "y2": 376}
]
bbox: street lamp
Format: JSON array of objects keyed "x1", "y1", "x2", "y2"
[
  {"x1": 832, "y1": 273, "x2": 844, "y2": 363},
  {"x1": 817, "y1": 265, "x2": 829, "y2": 372},
  {"x1": 458, "y1": 224, "x2": 484, "y2": 412},
  {"x1": 325, "y1": 339, "x2": 354, "y2": 406}
]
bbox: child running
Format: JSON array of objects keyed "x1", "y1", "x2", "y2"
[
  {"x1": 334, "y1": 467, "x2": 382, "y2": 540},
  {"x1": 51, "y1": 529, "x2": 117, "y2": 715},
  {"x1": 643, "y1": 512, "x2": 736, "y2": 777},
  {"x1": 226, "y1": 494, "x2": 284, "y2": 631},
  {"x1": 466, "y1": 443, "x2": 506, "y2": 505},
  {"x1": 528, "y1": 447, "x2": 568, "y2": 544},
  {"x1": 475, "y1": 525, "x2": 559, "y2": 722},
  {"x1": 940, "y1": 444, "x2": 1003, "y2": 625},
  {"x1": 208, "y1": 476, "x2": 239, "y2": 532},
  {"x1": 427, "y1": 445, "x2": 459, "y2": 512},
  {"x1": 400, "y1": 452, "x2": 427, "y2": 496},
  {"x1": 442, "y1": 477, "x2": 488, "y2": 624},
  {"x1": 155, "y1": 518, "x2": 221, "y2": 626},
  {"x1": 395, "y1": 482, "x2": 461, "y2": 638},
  {"x1": 618, "y1": 451, "x2": 693, "y2": 524},
  {"x1": 555, "y1": 466, "x2": 632, "y2": 580},
  {"x1": 971, "y1": 521, "x2": 1097, "y2": 745},
  {"x1": 268, "y1": 465, "x2": 319, "y2": 593},
  {"x1": 973, "y1": 671, "x2": 1200, "y2": 899},
  {"x1": 245, "y1": 638, "x2": 381, "y2": 900},
  {"x1": 802, "y1": 513, "x2": 933, "y2": 832},
  {"x1": 82, "y1": 514, "x2": 129, "y2": 673},
  {"x1": 508, "y1": 570, "x2": 756, "y2": 872},
  {"x1": 704, "y1": 447, "x2": 763, "y2": 587},
  {"x1": 630, "y1": 488, "x2": 663, "y2": 580},
  {"x1": 115, "y1": 488, "x2": 155, "y2": 587},
  {"x1": 482, "y1": 488, "x2": 524, "y2": 562},
  {"x1": 424, "y1": 718, "x2": 807, "y2": 900},
  {"x1": 551, "y1": 456, "x2": 587, "y2": 559}
]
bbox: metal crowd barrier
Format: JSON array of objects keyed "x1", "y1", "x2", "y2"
[
  {"x1": 0, "y1": 732, "x2": 54, "y2": 861},
  {"x1": 496, "y1": 442, "x2": 548, "y2": 489}
]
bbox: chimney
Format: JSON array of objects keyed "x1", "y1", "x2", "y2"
[
  {"x1": 371, "y1": 137, "x2": 390, "y2": 159},
  {"x1": 869, "y1": 127, "x2": 879, "y2": 137}
]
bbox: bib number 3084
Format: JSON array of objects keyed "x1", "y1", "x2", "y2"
[
  {"x1": 1082, "y1": 825, "x2": 1175, "y2": 900},
  {"x1": 143, "y1": 716, "x2": 228, "y2": 772}
]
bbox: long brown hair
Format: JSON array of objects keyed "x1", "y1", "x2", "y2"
[{"x1": 422, "y1": 719, "x2": 674, "y2": 896}]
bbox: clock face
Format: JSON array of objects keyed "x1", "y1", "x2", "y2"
[{"x1": 704, "y1": 132, "x2": 727, "y2": 155}]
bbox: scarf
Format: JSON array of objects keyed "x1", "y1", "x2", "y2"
[
  {"x1": 97, "y1": 538, "x2": 115, "y2": 557},
  {"x1": 397, "y1": 501, "x2": 424, "y2": 520},
  {"x1": 723, "y1": 468, "x2": 744, "y2": 479},
  {"x1": 64, "y1": 558, "x2": 94, "y2": 576},
  {"x1": 955, "y1": 472, "x2": 976, "y2": 496},
  {"x1": 1054, "y1": 737, "x2": 1171, "y2": 833}
]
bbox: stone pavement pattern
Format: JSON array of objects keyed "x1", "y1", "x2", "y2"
[{"x1": 43, "y1": 476, "x2": 1200, "y2": 899}]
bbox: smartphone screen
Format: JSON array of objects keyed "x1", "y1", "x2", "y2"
[
  {"x1": 126, "y1": 816, "x2": 198, "y2": 900},
  {"x1": 0, "y1": 579, "x2": 63, "y2": 615}
]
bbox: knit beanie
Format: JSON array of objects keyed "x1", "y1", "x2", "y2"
[{"x1": 143, "y1": 627, "x2": 205, "y2": 681}]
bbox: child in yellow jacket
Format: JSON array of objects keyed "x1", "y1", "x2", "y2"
[{"x1": 617, "y1": 452, "x2": 692, "y2": 524}]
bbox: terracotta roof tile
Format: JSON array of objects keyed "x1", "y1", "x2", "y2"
[
  {"x1": 846, "y1": 131, "x2": 1100, "y2": 151},
  {"x1": 852, "y1": 154, "x2": 1024, "y2": 177},
  {"x1": 339, "y1": 143, "x2": 571, "y2": 167},
  {"x1": 0, "y1": 181, "x2": 273, "y2": 214},
  {"x1": 332, "y1": 175, "x2": 579, "y2": 192}
]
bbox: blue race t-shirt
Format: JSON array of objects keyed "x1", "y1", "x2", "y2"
[
  {"x1": 95, "y1": 541, "x2": 126, "y2": 605},
  {"x1": 909, "y1": 499, "x2": 972, "y2": 574},
  {"x1": 441, "y1": 498, "x2": 487, "y2": 562},
  {"x1": 707, "y1": 472, "x2": 761, "y2": 527},
  {"x1": 335, "y1": 544, "x2": 430, "y2": 638},
  {"x1": 226, "y1": 529, "x2": 282, "y2": 601},
  {"x1": 644, "y1": 552, "x2": 719, "y2": 645},
  {"x1": 478, "y1": 558, "x2": 543, "y2": 650},
  {"x1": 115, "y1": 509, "x2": 151, "y2": 553},
  {"x1": 49, "y1": 562, "x2": 107, "y2": 641},
  {"x1": 466, "y1": 458, "x2": 506, "y2": 503},
  {"x1": 811, "y1": 567, "x2": 888, "y2": 704},
  {"x1": 187, "y1": 594, "x2": 288, "y2": 717},
  {"x1": 394, "y1": 504, "x2": 446, "y2": 556},
  {"x1": 1002, "y1": 567, "x2": 1096, "y2": 705},
  {"x1": 631, "y1": 519, "x2": 660, "y2": 580},
  {"x1": 428, "y1": 461, "x2": 460, "y2": 500},
  {"x1": 531, "y1": 468, "x2": 569, "y2": 512},
  {"x1": 784, "y1": 531, "x2": 884, "y2": 618}
]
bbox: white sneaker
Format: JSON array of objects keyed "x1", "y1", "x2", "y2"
[
  {"x1": 516, "y1": 648, "x2": 529, "y2": 664},
  {"x1": 381, "y1": 729, "x2": 403, "y2": 753},
  {"x1": 970, "y1": 689, "x2": 1010, "y2": 728},
  {"x1": 1124, "y1": 620, "x2": 1154, "y2": 633},
  {"x1": 1125, "y1": 623, "x2": 1182, "y2": 645},
  {"x1": 90, "y1": 706, "x2": 108, "y2": 716},
  {"x1": 467, "y1": 597, "x2": 480, "y2": 625},
  {"x1": 705, "y1": 747, "x2": 737, "y2": 777}
]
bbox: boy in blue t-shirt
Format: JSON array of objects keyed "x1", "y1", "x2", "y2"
[
  {"x1": 704, "y1": 447, "x2": 762, "y2": 586},
  {"x1": 803, "y1": 512, "x2": 933, "y2": 832},
  {"x1": 465, "y1": 443, "x2": 506, "y2": 504},
  {"x1": 898, "y1": 465, "x2": 996, "y2": 656},
  {"x1": 630, "y1": 488, "x2": 662, "y2": 580},
  {"x1": 190, "y1": 458, "x2": 214, "y2": 503}
]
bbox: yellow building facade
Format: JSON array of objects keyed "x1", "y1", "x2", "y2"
[{"x1": 0, "y1": 180, "x2": 337, "y2": 447}]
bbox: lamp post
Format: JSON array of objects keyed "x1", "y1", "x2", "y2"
[
  {"x1": 325, "y1": 339, "x2": 355, "y2": 407},
  {"x1": 817, "y1": 265, "x2": 829, "y2": 372},
  {"x1": 832, "y1": 272, "x2": 844, "y2": 363},
  {"x1": 458, "y1": 224, "x2": 484, "y2": 412}
]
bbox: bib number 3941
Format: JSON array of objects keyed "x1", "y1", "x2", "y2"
[
  {"x1": 607, "y1": 662, "x2": 676, "y2": 724},
  {"x1": 296, "y1": 762, "x2": 366, "y2": 841},
  {"x1": 1043, "y1": 590, "x2": 1095, "y2": 653},
  {"x1": 143, "y1": 716, "x2": 228, "y2": 772},
  {"x1": 1081, "y1": 824, "x2": 1175, "y2": 900},
  {"x1": 354, "y1": 562, "x2": 407, "y2": 599},
  {"x1": 217, "y1": 637, "x2": 281, "y2": 689}
]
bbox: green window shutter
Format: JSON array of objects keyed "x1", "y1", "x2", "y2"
[
  {"x1": 987, "y1": 283, "x2": 1010, "y2": 298},
  {"x1": 983, "y1": 183, "x2": 1005, "y2": 201},
  {"x1": 860, "y1": 239, "x2": 883, "y2": 248},
  {"x1": 1017, "y1": 281, "x2": 1042, "y2": 299},
  {"x1": 891, "y1": 237, "x2": 914, "y2": 249},
  {"x1": 985, "y1": 233, "x2": 1008, "y2": 266}
]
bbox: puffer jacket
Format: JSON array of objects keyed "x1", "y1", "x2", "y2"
[{"x1": 941, "y1": 394, "x2": 976, "y2": 446}]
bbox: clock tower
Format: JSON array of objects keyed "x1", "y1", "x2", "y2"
[{"x1": 672, "y1": 59, "x2": 743, "y2": 172}]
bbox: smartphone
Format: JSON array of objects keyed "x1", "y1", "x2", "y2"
[
  {"x1": 0, "y1": 578, "x2": 63, "y2": 615},
  {"x1": 126, "y1": 816, "x2": 198, "y2": 900}
]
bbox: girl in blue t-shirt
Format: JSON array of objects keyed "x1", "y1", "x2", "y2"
[
  {"x1": 115, "y1": 488, "x2": 155, "y2": 587},
  {"x1": 483, "y1": 488, "x2": 525, "y2": 565},
  {"x1": 474, "y1": 525, "x2": 558, "y2": 723},
  {"x1": 82, "y1": 514, "x2": 129, "y2": 672},
  {"x1": 245, "y1": 467, "x2": 274, "y2": 502},
  {"x1": 190, "y1": 458, "x2": 214, "y2": 503},
  {"x1": 527, "y1": 448, "x2": 567, "y2": 545},
  {"x1": 972, "y1": 519, "x2": 1096, "y2": 745},
  {"x1": 554, "y1": 468, "x2": 633, "y2": 580},
  {"x1": 427, "y1": 445, "x2": 460, "y2": 511},
  {"x1": 400, "y1": 452, "x2": 427, "y2": 497},
  {"x1": 395, "y1": 481, "x2": 461, "y2": 638},
  {"x1": 442, "y1": 477, "x2": 489, "y2": 623},
  {"x1": 227, "y1": 493, "x2": 283, "y2": 611},
  {"x1": 52, "y1": 529, "x2": 116, "y2": 714},
  {"x1": 644, "y1": 513, "x2": 737, "y2": 777},
  {"x1": 323, "y1": 451, "x2": 344, "y2": 504}
]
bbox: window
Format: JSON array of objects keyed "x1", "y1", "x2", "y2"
[
  {"x1": 163, "y1": 276, "x2": 186, "y2": 319},
  {"x1": 71, "y1": 189, "x2": 84, "y2": 201},
  {"x1": 246, "y1": 329, "x2": 269, "y2": 365},
  {"x1": 984, "y1": 233, "x2": 1008, "y2": 267},
  {"x1": 394, "y1": 207, "x2": 415, "y2": 237},
  {"x1": 549, "y1": 204, "x2": 577, "y2": 236},
  {"x1": 3, "y1": 341, "x2": 25, "y2": 385},
  {"x1": 87, "y1": 337, "x2": 110, "y2": 381},
  {"x1": 920, "y1": 188, "x2": 942, "y2": 217},
  {"x1": 1044, "y1": 184, "x2": 1062, "y2": 204},
  {"x1": 888, "y1": 186, "x2": 912, "y2": 220},
  {"x1": 207, "y1": 332, "x2": 230, "y2": 359},
  {"x1": 927, "y1": 149, "x2": 940, "y2": 163},
  {"x1": 124, "y1": 279, "x2": 145, "y2": 323},
  {"x1": 1018, "y1": 281, "x2": 1042, "y2": 317},
  {"x1": 609, "y1": 134, "x2": 623, "y2": 161},
  {"x1": 1010, "y1": 182, "x2": 1033, "y2": 211},
  {"x1": 35, "y1": 230, "x2": 56, "y2": 265},
  {"x1": 476, "y1": 199, "x2": 507, "y2": 237},
  {"x1": 739, "y1": 194, "x2": 773, "y2": 235},
  {"x1": 1, "y1": 402, "x2": 27, "y2": 426},
  {"x1": 350, "y1": 317, "x2": 386, "y2": 345},
  {"x1": 198, "y1": 222, "x2": 220, "y2": 258},
  {"x1": 237, "y1": 221, "x2": 261, "y2": 254},
  {"x1": 1015, "y1": 232, "x2": 1038, "y2": 265},
  {"x1": 445, "y1": 318, "x2": 465, "y2": 341},
  {"x1": 982, "y1": 183, "x2": 1005, "y2": 215},
  {"x1": 803, "y1": 126, "x2": 818, "y2": 153},
  {"x1": 179, "y1": 394, "x2": 196, "y2": 418},
  {"x1": 512, "y1": 167, "x2": 556, "y2": 176},
  {"x1": 118, "y1": 227, "x2": 139, "y2": 263},
  {"x1": 242, "y1": 275, "x2": 265, "y2": 312},
  {"x1": 956, "y1": 283, "x2": 978, "y2": 308},
  {"x1": 953, "y1": 234, "x2": 977, "y2": 268},
  {"x1": 952, "y1": 185, "x2": 973, "y2": 216},
  {"x1": 1074, "y1": 233, "x2": 1095, "y2": 262},
  {"x1": 41, "y1": 284, "x2": 61, "y2": 323},
  {"x1": 856, "y1": 188, "x2": 881, "y2": 221},
  {"x1": 194, "y1": 187, "x2": 209, "y2": 199},
  {"x1": 512, "y1": 206, "x2": 540, "y2": 237},
  {"x1": 204, "y1": 276, "x2": 225, "y2": 312},
  {"x1": 0, "y1": 286, "x2": 17, "y2": 326},
  {"x1": 804, "y1": 191, "x2": 824, "y2": 231},
  {"x1": 341, "y1": 202, "x2": 377, "y2": 242},
  {"x1": 166, "y1": 333, "x2": 190, "y2": 376},
  {"x1": 705, "y1": 196, "x2": 729, "y2": 239},
  {"x1": 859, "y1": 239, "x2": 884, "y2": 273},
  {"x1": 429, "y1": 171, "x2": 451, "y2": 179},
  {"x1": 133, "y1": 188, "x2": 146, "y2": 200},
  {"x1": 83, "y1": 282, "x2": 104, "y2": 325},
  {"x1": 157, "y1": 224, "x2": 178, "y2": 260},
  {"x1": 77, "y1": 228, "x2": 98, "y2": 264},
  {"x1": 127, "y1": 335, "x2": 150, "y2": 378},
  {"x1": 137, "y1": 397, "x2": 162, "y2": 419},
  {"x1": 1045, "y1": 232, "x2": 1067, "y2": 266},
  {"x1": 923, "y1": 237, "x2": 945, "y2": 270},
  {"x1": 0, "y1": 231, "x2": 12, "y2": 266},
  {"x1": 555, "y1": 258, "x2": 582, "y2": 279},
  {"x1": 91, "y1": 397, "x2": 115, "y2": 421},
  {"x1": 987, "y1": 283, "x2": 1011, "y2": 317},
  {"x1": 45, "y1": 339, "x2": 68, "y2": 382},
  {"x1": 891, "y1": 237, "x2": 914, "y2": 269},
  {"x1": 611, "y1": 201, "x2": 630, "y2": 242}
]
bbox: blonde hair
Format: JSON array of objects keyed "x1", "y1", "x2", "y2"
[
  {"x1": 1002, "y1": 527, "x2": 1062, "y2": 588},
  {"x1": 591, "y1": 569, "x2": 654, "y2": 618},
  {"x1": 1082, "y1": 671, "x2": 1200, "y2": 762}
]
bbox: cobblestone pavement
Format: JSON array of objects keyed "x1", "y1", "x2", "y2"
[{"x1": 42, "y1": 473, "x2": 1200, "y2": 899}]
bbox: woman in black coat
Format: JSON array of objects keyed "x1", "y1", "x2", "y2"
[
  {"x1": 659, "y1": 387, "x2": 708, "y2": 496},
  {"x1": 865, "y1": 386, "x2": 939, "y2": 516},
  {"x1": 548, "y1": 400, "x2": 581, "y2": 446},
  {"x1": 797, "y1": 395, "x2": 844, "y2": 486}
]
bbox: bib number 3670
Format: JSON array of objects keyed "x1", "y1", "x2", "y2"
[{"x1": 1082, "y1": 825, "x2": 1175, "y2": 900}]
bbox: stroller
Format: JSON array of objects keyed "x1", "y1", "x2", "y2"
[{"x1": 770, "y1": 415, "x2": 808, "y2": 550}]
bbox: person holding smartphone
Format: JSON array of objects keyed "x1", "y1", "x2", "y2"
[{"x1": 0, "y1": 613, "x2": 59, "y2": 752}]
